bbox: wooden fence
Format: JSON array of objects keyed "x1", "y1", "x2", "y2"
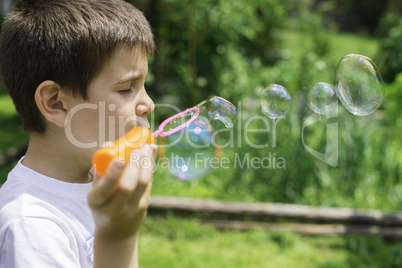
[{"x1": 149, "y1": 196, "x2": 402, "y2": 237}]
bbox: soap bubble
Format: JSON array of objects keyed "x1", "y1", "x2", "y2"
[
  {"x1": 159, "y1": 120, "x2": 218, "y2": 181},
  {"x1": 335, "y1": 54, "x2": 384, "y2": 116},
  {"x1": 307, "y1": 82, "x2": 338, "y2": 115},
  {"x1": 259, "y1": 84, "x2": 292, "y2": 119},
  {"x1": 197, "y1": 96, "x2": 238, "y2": 128}
]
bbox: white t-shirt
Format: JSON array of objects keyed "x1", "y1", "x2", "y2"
[{"x1": 0, "y1": 158, "x2": 95, "y2": 268}]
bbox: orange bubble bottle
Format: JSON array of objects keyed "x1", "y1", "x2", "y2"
[{"x1": 92, "y1": 126, "x2": 156, "y2": 177}]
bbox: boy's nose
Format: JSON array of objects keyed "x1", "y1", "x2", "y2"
[{"x1": 136, "y1": 90, "x2": 154, "y2": 116}]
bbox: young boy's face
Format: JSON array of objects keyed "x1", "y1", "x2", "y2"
[{"x1": 65, "y1": 46, "x2": 154, "y2": 165}]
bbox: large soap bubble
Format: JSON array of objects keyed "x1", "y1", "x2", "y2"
[{"x1": 335, "y1": 54, "x2": 384, "y2": 116}]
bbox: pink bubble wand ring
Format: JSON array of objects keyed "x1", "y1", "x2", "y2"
[{"x1": 153, "y1": 106, "x2": 200, "y2": 137}]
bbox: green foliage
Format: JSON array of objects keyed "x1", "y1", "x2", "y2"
[
  {"x1": 375, "y1": 12, "x2": 402, "y2": 83},
  {"x1": 0, "y1": 92, "x2": 28, "y2": 182},
  {"x1": 345, "y1": 0, "x2": 388, "y2": 31},
  {"x1": 142, "y1": 0, "x2": 317, "y2": 108},
  {"x1": 0, "y1": 93, "x2": 27, "y2": 146}
]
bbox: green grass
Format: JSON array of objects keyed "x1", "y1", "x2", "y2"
[
  {"x1": 139, "y1": 216, "x2": 402, "y2": 268},
  {"x1": 280, "y1": 30, "x2": 379, "y2": 65}
]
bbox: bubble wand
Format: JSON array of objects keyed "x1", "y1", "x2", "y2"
[{"x1": 152, "y1": 106, "x2": 200, "y2": 137}]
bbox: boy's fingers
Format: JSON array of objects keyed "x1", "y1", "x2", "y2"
[
  {"x1": 131, "y1": 181, "x2": 152, "y2": 212},
  {"x1": 88, "y1": 159, "x2": 125, "y2": 207},
  {"x1": 88, "y1": 143, "x2": 156, "y2": 209},
  {"x1": 118, "y1": 151, "x2": 141, "y2": 191},
  {"x1": 129, "y1": 144, "x2": 154, "y2": 206}
]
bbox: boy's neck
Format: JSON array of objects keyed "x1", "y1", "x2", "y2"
[{"x1": 22, "y1": 131, "x2": 93, "y2": 184}]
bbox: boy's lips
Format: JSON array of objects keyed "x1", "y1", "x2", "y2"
[{"x1": 140, "y1": 121, "x2": 150, "y2": 128}]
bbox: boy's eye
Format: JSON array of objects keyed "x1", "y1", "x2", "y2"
[{"x1": 119, "y1": 88, "x2": 132, "y2": 94}]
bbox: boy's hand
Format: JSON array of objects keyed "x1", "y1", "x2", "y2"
[{"x1": 88, "y1": 143, "x2": 157, "y2": 240}]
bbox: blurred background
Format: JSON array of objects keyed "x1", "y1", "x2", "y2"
[{"x1": 1, "y1": 0, "x2": 402, "y2": 267}]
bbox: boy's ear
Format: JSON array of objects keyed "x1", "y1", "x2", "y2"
[{"x1": 34, "y1": 80, "x2": 68, "y2": 127}]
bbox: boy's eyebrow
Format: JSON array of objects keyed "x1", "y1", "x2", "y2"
[{"x1": 114, "y1": 72, "x2": 148, "y2": 85}]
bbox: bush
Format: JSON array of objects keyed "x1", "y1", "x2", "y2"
[{"x1": 375, "y1": 12, "x2": 402, "y2": 83}]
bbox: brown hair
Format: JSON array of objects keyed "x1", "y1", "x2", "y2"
[{"x1": 0, "y1": 0, "x2": 155, "y2": 133}]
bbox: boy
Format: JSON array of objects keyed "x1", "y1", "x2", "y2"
[{"x1": 0, "y1": 0, "x2": 157, "y2": 267}]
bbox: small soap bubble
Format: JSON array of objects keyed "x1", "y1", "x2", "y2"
[
  {"x1": 159, "y1": 120, "x2": 216, "y2": 181},
  {"x1": 259, "y1": 84, "x2": 292, "y2": 119},
  {"x1": 335, "y1": 54, "x2": 384, "y2": 116},
  {"x1": 307, "y1": 82, "x2": 338, "y2": 115},
  {"x1": 197, "y1": 96, "x2": 238, "y2": 128}
]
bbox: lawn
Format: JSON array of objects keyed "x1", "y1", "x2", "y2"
[
  {"x1": 139, "y1": 216, "x2": 402, "y2": 268},
  {"x1": 280, "y1": 31, "x2": 379, "y2": 64}
]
